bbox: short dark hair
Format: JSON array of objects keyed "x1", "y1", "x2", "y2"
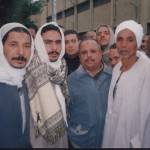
[
  {"x1": 58, "y1": 25, "x2": 64, "y2": 29},
  {"x1": 79, "y1": 39, "x2": 101, "y2": 52},
  {"x1": 41, "y1": 24, "x2": 61, "y2": 36},
  {"x1": 24, "y1": 23, "x2": 38, "y2": 33},
  {"x1": 2, "y1": 27, "x2": 31, "y2": 44},
  {"x1": 64, "y1": 30, "x2": 79, "y2": 40},
  {"x1": 110, "y1": 43, "x2": 116, "y2": 49}
]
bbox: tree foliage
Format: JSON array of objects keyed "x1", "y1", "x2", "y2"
[{"x1": 0, "y1": 0, "x2": 44, "y2": 27}]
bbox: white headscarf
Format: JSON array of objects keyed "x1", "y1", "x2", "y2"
[
  {"x1": 0, "y1": 22, "x2": 34, "y2": 88},
  {"x1": 115, "y1": 20, "x2": 144, "y2": 49},
  {"x1": 35, "y1": 21, "x2": 65, "y2": 69}
]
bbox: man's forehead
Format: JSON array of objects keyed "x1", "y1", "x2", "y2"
[
  {"x1": 98, "y1": 26, "x2": 109, "y2": 32},
  {"x1": 65, "y1": 33, "x2": 77, "y2": 39},
  {"x1": 117, "y1": 29, "x2": 136, "y2": 37},
  {"x1": 42, "y1": 29, "x2": 61, "y2": 35},
  {"x1": 7, "y1": 31, "x2": 30, "y2": 39},
  {"x1": 109, "y1": 48, "x2": 119, "y2": 55},
  {"x1": 81, "y1": 40, "x2": 99, "y2": 49}
]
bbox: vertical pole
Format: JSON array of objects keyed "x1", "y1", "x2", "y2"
[
  {"x1": 52, "y1": 0, "x2": 57, "y2": 21},
  {"x1": 90, "y1": 0, "x2": 94, "y2": 30}
]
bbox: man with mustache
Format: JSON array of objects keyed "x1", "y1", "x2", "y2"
[
  {"x1": 96, "y1": 25, "x2": 115, "y2": 66},
  {"x1": 67, "y1": 39, "x2": 112, "y2": 148},
  {"x1": 102, "y1": 20, "x2": 150, "y2": 148},
  {"x1": 0, "y1": 23, "x2": 34, "y2": 148},
  {"x1": 108, "y1": 43, "x2": 121, "y2": 68},
  {"x1": 25, "y1": 22, "x2": 69, "y2": 148}
]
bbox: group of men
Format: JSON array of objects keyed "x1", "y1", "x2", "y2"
[{"x1": 0, "y1": 19, "x2": 150, "y2": 148}]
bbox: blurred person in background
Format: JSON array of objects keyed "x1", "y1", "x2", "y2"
[
  {"x1": 64, "y1": 30, "x2": 80, "y2": 75},
  {"x1": 96, "y1": 25, "x2": 115, "y2": 66},
  {"x1": 108, "y1": 43, "x2": 121, "y2": 68},
  {"x1": 85, "y1": 30, "x2": 96, "y2": 40},
  {"x1": 141, "y1": 34, "x2": 150, "y2": 58}
]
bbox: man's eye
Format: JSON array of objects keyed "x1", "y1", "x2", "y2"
[
  {"x1": 91, "y1": 50, "x2": 97, "y2": 53},
  {"x1": 45, "y1": 41, "x2": 52, "y2": 44},
  {"x1": 11, "y1": 43, "x2": 16, "y2": 46},
  {"x1": 56, "y1": 41, "x2": 61, "y2": 44},
  {"x1": 25, "y1": 44, "x2": 31, "y2": 48},
  {"x1": 117, "y1": 38, "x2": 122, "y2": 42},
  {"x1": 81, "y1": 51, "x2": 87, "y2": 54}
]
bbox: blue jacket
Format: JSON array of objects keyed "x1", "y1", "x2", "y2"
[
  {"x1": 67, "y1": 65, "x2": 112, "y2": 148},
  {"x1": 0, "y1": 82, "x2": 31, "y2": 148}
]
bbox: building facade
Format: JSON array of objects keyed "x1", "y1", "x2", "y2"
[{"x1": 30, "y1": 0, "x2": 150, "y2": 39}]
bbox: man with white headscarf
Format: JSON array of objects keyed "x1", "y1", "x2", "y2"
[
  {"x1": 102, "y1": 20, "x2": 150, "y2": 148},
  {"x1": 25, "y1": 22, "x2": 69, "y2": 148},
  {"x1": 0, "y1": 23, "x2": 34, "y2": 148}
]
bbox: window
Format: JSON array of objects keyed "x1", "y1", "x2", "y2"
[
  {"x1": 57, "y1": 12, "x2": 62, "y2": 20},
  {"x1": 65, "y1": 7, "x2": 74, "y2": 17},
  {"x1": 47, "y1": 16, "x2": 52, "y2": 22},
  {"x1": 77, "y1": 0, "x2": 90, "y2": 13},
  {"x1": 94, "y1": 0, "x2": 111, "y2": 8}
]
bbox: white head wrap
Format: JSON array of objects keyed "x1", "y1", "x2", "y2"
[
  {"x1": 115, "y1": 20, "x2": 144, "y2": 48},
  {"x1": 0, "y1": 22, "x2": 34, "y2": 88},
  {"x1": 35, "y1": 21, "x2": 65, "y2": 69},
  {"x1": 96, "y1": 24, "x2": 115, "y2": 64},
  {"x1": 96, "y1": 24, "x2": 115, "y2": 52}
]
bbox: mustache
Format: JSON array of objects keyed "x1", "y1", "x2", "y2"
[
  {"x1": 118, "y1": 49, "x2": 129, "y2": 53},
  {"x1": 12, "y1": 56, "x2": 27, "y2": 61},
  {"x1": 85, "y1": 58, "x2": 95, "y2": 62},
  {"x1": 48, "y1": 51, "x2": 60, "y2": 55}
]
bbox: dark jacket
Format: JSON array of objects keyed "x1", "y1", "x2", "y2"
[
  {"x1": 0, "y1": 81, "x2": 31, "y2": 148},
  {"x1": 64, "y1": 54, "x2": 80, "y2": 75}
]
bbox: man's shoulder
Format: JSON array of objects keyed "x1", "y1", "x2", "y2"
[
  {"x1": 103, "y1": 65, "x2": 113, "y2": 76},
  {"x1": 67, "y1": 66, "x2": 83, "y2": 80},
  {"x1": 0, "y1": 82, "x2": 15, "y2": 88},
  {"x1": 67, "y1": 68, "x2": 79, "y2": 79},
  {"x1": 0, "y1": 83, "x2": 18, "y2": 97}
]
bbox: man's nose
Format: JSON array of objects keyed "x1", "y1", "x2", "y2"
[
  {"x1": 18, "y1": 46, "x2": 24, "y2": 55},
  {"x1": 101, "y1": 32, "x2": 105, "y2": 37},
  {"x1": 68, "y1": 42, "x2": 73, "y2": 47},
  {"x1": 51, "y1": 43, "x2": 57, "y2": 50},
  {"x1": 87, "y1": 52, "x2": 92, "y2": 57},
  {"x1": 121, "y1": 40, "x2": 127, "y2": 48}
]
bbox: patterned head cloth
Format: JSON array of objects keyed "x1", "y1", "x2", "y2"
[{"x1": 115, "y1": 20, "x2": 144, "y2": 49}]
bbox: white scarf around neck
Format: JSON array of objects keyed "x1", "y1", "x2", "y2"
[{"x1": 34, "y1": 21, "x2": 67, "y2": 125}]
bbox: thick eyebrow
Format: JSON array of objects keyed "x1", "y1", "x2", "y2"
[
  {"x1": 10, "y1": 41, "x2": 31, "y2": 45},
  {"x1": 43, "y1": 39, "x2": 61, "y2": 43},
  {"x1": 43, "y1": 39, "x2": 53, "y2": 42},
  {"x1": 117, "y1": 35, "x2": 135, "y2": 39},
  {"x1": 10, "y1": 41, "x2": 18, "y2": 44}
]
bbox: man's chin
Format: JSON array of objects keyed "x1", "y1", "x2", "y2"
[
  {"x1": 49, "y1": 58, "x2": 58, "y2": 62},
  {"x1": 49, "y1": 56, "x2": 59, "y2": 62},
  {"x1": 10, "y1": 65, "x2": 26, "y2": 69}
]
